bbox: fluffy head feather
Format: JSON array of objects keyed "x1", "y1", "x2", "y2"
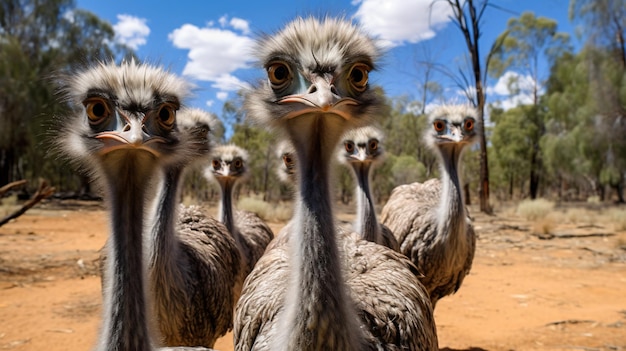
[
  {"x1": 204, "y1": 144, "x2": 250, "y2": 182},
  {"x1": 423, "y1": 104, "x2": 479, "y2": 152},
  {"x1": 275, "y1": 139, "x2": 297, "y2": 184},
  {"x1": 244, "y1": 17, "x2": 384, "y2": 132},
  {"x1": 338, "y1": 125, "x2": 386, "y2": 166},
  {"x1": 55, "y1": 60, "x2": 192, "y2": 172}
]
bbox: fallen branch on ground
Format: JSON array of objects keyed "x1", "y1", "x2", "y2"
[{"x1": 533, "y1": 232, "x2": 615, "y2": 240}]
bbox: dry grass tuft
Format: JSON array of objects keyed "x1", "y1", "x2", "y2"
[
  {"x1": 606, "y1": 208, "x2": 626, "y2": 231},
  {"x1": 563, "y1": 208, "x2": 596, "y2": 225},
  {"x1": 532, "y1": 215, "x2": 556, "y2": 235},
  {"x1": 238, "y1": 197, "x2": 293, "y2": 222},
  {"x1": 516, "y1": 198, "x2": 555, "y2": 221}
]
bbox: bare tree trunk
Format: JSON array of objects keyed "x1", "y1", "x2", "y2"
[
  {"x1": 262, "y1": 145, "x2": 271, "y2": 202},
  {"x1": 464, "y1": 183, "x2": 471, "y2": 205},
  {"x1": 447, "y1": 0, "x2": 492, "y2": 213}
]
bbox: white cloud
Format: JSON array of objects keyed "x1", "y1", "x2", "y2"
[
  {"x1": 218, "y1": 15, "x2": 228, "y2": 27},
  {"x1": 212, "y1": 74, "x2": 252, "y2": 92},
  {"x1": 206, "y1": 100, "x2": 215, "y2": 108},
  {"x1": 229, "y1": 17, "x2": 251, "y2": 34},
  {"x1": 353, "y1": 0, "x2": 453, "y2": 47},
  {"x1": 216, "y1": 92, "x2": 228, "y2": 101},
  {"x1": 113, "y1": 14, "x2": 150, "y2": 50},
  {"x1": 168, "y1": 19, "x2": 254, "y2": 94},
  {"x1": 487, "y1": 71, "x2": 538, "y2": 110}
]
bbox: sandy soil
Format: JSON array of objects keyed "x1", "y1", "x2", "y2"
[{"x1": 0, "y1": 200, "x2": 625, "y2": 351}]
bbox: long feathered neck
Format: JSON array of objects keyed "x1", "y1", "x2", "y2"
[
  {"x1": 437, "y1": 144, "x2": 466, "y2": 245},
  {"x1": 279, "y1": 114, "x2": 362, "y2": 350},
  {"x1": 217, "y1": 178, "x2": 237, "y2": 236},
  {"x1": 217, "y1": 177, "x2": 249, "y2": 270},
  {"x1": 99, "y1": 154, "x2": 156, "y2": 351},
  {"x1": 149, "y1": 165, "x2": 184, "y2": 277},
  {"x1": 351, "y1": 162, "x2": 380, "y2": 244}
]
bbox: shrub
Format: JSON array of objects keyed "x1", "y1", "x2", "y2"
[
  {"x1": 606, "y1": 208, "x2": 626, "y2": 231},
  {"x1": 237, "y1": 196, "x2": 293, "y2": 222},
  {"x1": 516, "y1": 198, "x2": 555, "y2": 221}
]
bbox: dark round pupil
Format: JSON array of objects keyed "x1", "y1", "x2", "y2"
[
  {"x1": 274, "y1": 65, "x2": 287, "y2": 81},
  {"x1": 351, "y1": 69, "x2": 364, "y2": 83},
  {"x1": 159, "y1": 107, "x2": 171, "y2": 121},
  {"x1": 92, "y1": 103, "x2": 106, "y2": 117}
]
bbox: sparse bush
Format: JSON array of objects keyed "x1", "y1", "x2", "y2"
[
  {"x1": 587, "y1": 195, "x2": 601, "y2": 204},
  {"x1": 606, "y1": 208, "x2": 626, "y2": 231},
  {"x1": 238, "y1": 197, "x2": 293, "y2": 222},
  {"x1": 533, "y1": 215, "x2": 556, "y2": 235},
  {"x1": 516, "y1": 198, "x2": 555, "y2": 221}
]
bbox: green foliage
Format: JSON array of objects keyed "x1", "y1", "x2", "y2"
[
  {"x1": 0, "y1": 0, "x2": 134, "y2": 192},
  {"x1": 490, "y1": 12, "x2": 571, "y2": 80},
  {"x1": 389, "y1": 154, "x2": 426, "y2": 186}
]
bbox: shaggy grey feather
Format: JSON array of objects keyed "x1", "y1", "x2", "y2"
[
  {"x1": 381, "y1": 104, "x2": 478, "y2": 309},
  {"x1": 205, "y1": 144, "x2": 274, "y2": 276},
  {"x1": 339, "y1": 126, "x2": 400, "y2": 251},
  {"x1": 234, "y1": 17, "x2": 437, "y2": 351},
  {"x1": 56, "y1": 61, "x2": 218, "y2": 351}
]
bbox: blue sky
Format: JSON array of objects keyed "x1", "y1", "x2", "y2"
[{"x1": 75, "y1": 0, "x2": 578, "y2": 122}]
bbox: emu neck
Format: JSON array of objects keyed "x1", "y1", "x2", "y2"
[
  {"x1": 100, "y1": 154, "x2": 156, "y2": 351},
  {"x1": 218, "y1": 178, "x2": 237, "y2": 236},
  {"x1": 150, "y1": 166, "x2": 183, "y2": 275},
  {"x1": 217, "y1": 178, "x2": 249, "y2": 270},
  {"x1": 437, "y1": 145, "x2": 466, "y2": 245},
  {"x1": 352, "y1": 162, "x2": 379, "y2": 244},
  {"x1": 281, "y1": 114, "x2": 361, "y2": 350}
]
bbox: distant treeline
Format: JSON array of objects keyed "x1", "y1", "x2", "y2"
[{"x1": 0, "y1": 0, "x2": 624, "y2": 205}]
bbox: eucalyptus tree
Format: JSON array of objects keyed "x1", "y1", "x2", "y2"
[{"x1": 489, "y1": 11, "x2": 570, "y2": 199}]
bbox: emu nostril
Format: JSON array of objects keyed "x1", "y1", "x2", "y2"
[
  {"x1": 122, "y1": 124, "x2": 131, "y2": 132},
  {"x1": 308, "y1": 85, "x2": 318, "y2": 94},
  {"x1": 330, "y1": 85, "x2": 338, "y2": 95}
]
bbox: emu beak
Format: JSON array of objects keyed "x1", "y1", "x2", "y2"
[
  {"x1": 95, "y1": 109, "x2": 166, "y2": 156},
  {"x1": 278, "y1": 75, "x2": 359, "y2": 121}
]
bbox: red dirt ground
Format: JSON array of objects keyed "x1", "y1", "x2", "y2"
[{"x1": 0, "y1": 200, "x2": 625, "y2": 351}]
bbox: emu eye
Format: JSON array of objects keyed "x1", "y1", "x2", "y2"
[
  {"x1": 348, "y1": 63, "x2": 370, "y2": 93},
  {"x1": 344, "y1": 141, "x2": 355, "y2": 153},
  {"x1": 267, "y1": 61, "x2": 292, "y2": 90},
  {"x1": 157, "y1": 103, "x2": 176, "y2": 130},
  {"x1": 282, "y1": 154, "x2": 293, "y2": 166},
  {"x1": 433, "y1": 120, "x2": 445, "y2": 132},
  {"x1": 464, "y1": 117, "x2": 475, "y2": 131},
  {"x1": 369, "y1": 139, "x2": 378, "y2": 151},
  {"x1": 84, "y1": 98, "x2": 111, "y2": 126},
  {"x1": 212, "y1": 159, "x2": 221, "y2": 170},
  {"x1": 233, "y1": 158, "x2": 243, "y2": 169}
]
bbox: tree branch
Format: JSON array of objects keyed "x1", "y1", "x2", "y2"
[
  {"x1": 0, "y1": 179, "x2": 27, "y2": 197},
  {"x1": 0, "y1": 180, "x2": 55, "y2": 227}
]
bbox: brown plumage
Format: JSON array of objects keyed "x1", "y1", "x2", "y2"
[
  {"x1": 339, "y1": 126, "x2": 400, "y2": 251},
  {"x1": 146, "y1": 108, "x2": 242, "y2": 348},
  {"x1": 56, "y1": 61, "x2": 216, "y2": 351},
  {"x1": 381, "y1": 104, "x2": 478, "y2": 309},
  {"x1": 234, "y1": 17, "x2": 437, "y2": 351},
  {"x1": 204, "y1": 144, "x2": 274, "y2": 276}
]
